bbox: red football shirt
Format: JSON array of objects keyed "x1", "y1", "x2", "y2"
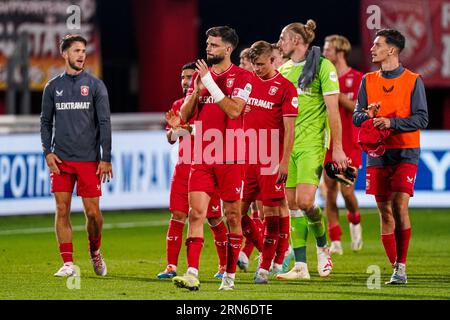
[
  {"x1": 244, "y1": 71, "x2": 298, "y2": 163},
  {"x1": 187, "y1": 64, "x2": 253, "y2": 164},
  {"x1": 338, "y1": 68, "x2": 363, "y2": 152}
]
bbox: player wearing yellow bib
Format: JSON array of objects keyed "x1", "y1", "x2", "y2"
[{"x1": 276, "y1": 20, "x2": 349, "y2": 279}]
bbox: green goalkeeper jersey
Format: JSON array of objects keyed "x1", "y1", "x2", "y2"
[{"x1": 279, "y1": 57, "x2": 340, "y2": 150}]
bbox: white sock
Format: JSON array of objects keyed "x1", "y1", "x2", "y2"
[
  {"x1": 187, "y1": 267, "x2": 198, "y2": 278},
  {"x1": 258, "y1": 268, "x2": 269, "y2": 275},
  {"x1": 294, "y1": 261, "x2": 307, "y2": 269},
  {"x1": 224, "y1": 272, "x2": 235, "y2": 279}
]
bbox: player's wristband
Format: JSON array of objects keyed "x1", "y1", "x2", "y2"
[{"x1": 201, "y1": 72, "x2": 225, "y2": 103}]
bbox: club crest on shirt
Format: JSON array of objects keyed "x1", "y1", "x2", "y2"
[
  {"x1": 81, "y1": 86, "x2": 89, "y2": 96},
  {"x1": 269, "y1": 86, "x2": 278, "y2": 95},
  {"x1": 345, "y1": 77, "x2": 353, "y2": 88},
  {"x1": 227, "y1": 78, "x2": 235, "y2": 88}
]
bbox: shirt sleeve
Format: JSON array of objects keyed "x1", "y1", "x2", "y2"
[
  {"x1": 281, "y1": 82, "x2": 299, "y2": 117},
  {"x1": 231, "y1": 71, "x2": 253, "y2": 103},
  {"x1": 390, "y1": 76, "x2": 429, "y2": 132},
  {"x1": 352, "y1": 75, "x2": 369, "y2": 127},
  {"x1": 319, "y1": 59, "x2": 340, "y2": 96},
  {"x1": 40, "y1": 82, "x2": 55, "y2": 156},
  {"x1": 94, "y1": 80, "x2": 112, "y2": 162}
]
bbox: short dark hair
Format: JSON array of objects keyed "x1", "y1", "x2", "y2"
[
  {"x1": 205, "y1": 26, "x2": 239, "y2": 49},
  {"x1": 376, "y1": 29, "x2": 405, "y2": 53},
  {"x1": 60, "y1": 34, "x2": 87, "y2": 53},
  {"x1": 182, "y1": 62, "x2": 196, "y2": 71}
]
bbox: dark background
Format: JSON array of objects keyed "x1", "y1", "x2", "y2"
[{"x1": 14, "y1": 0, "x2": 446, "y2": 129}]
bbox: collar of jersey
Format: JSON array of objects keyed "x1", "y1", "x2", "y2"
[
  {"x1": 211, "y1": 63, "x2": 233, "y2": 76},
  {"x1": 255, "y1": 70, "x2": 280, "y2": 82},
  {"x1": 291, "y1": 60, "x2": 306, "y2": 67}
]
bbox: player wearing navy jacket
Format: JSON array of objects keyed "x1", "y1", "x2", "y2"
[{"x1": 40, "y1": 35, "x2": 112, "y2": 278}]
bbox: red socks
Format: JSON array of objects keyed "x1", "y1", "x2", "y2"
[
  {"x1": 260, "y1": 216, "x2": 279, "y2": 271},
  {"x1": 381, "y1": 233, "x2": 397, "y2": 266},
  {"x1": 381, "y1": 228, "x2": 412, "y2": 266},
  {"x1": 166, "y1": 219, "x2": 185, "y2": 266},
  {"x1": 347, "y1": 211, "x2": 361, "y2": 225},
  {"x1": 328, "y1": 223, "x2": 342, "y2": 242},
  {"x1": 274, "y1": 216, "x2": 289, "y2": 265},
  {"x1": 241, "y1": 215, "x2": 263, "y2": 258},
  {"x1": 241, "y1": 214, "x2": 263, "y2": 252},
  {"x1": 396, "y1": 228, "x2": 411, "y2": 264},
  {"x1": 59, "y1": 243, "x2": 73, "y2": 264},
  {"x1": 186, "y1": 237, "x2": 204, "y2": 270},
  {"x1": 209, "y1": 220, "x2": 228, "y2": 267},
  {"x1": 226, "y1": 233, "x2": 243, "y2": 274},
  {"x1": 88, "y1": 235, "x2": 101, "y2": 253}
]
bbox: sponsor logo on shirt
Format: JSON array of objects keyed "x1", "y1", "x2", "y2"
[
  {"x1": 297, "y1": 87, "x2": 312, "y2": 95},
  {"x1": 55, "y1": 102, "x2": 91, "y2": 110},
  {"x1": 81, "y1": 86, "x2": 89, "y2": 96},
  {"x1": 247, "y1": 97, "x2": 274, "y2": 110},
  {"x1": 199, "y1": 95, "x2": 215, "y2": 104}
]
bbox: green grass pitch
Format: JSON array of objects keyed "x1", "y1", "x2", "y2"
[{"x1": 0, "y1": 208, "x2": 449, "y2": 300}]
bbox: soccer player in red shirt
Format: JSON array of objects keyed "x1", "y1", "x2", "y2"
[
  {"x1": 172, "y1": 26, "x2": 253, "y2": 291},
  {"x1": 157, "y1": 63, "x2": 228, "y2": 280},
  {"x1": 322, "y1": 35, "x2": 364, "y2": 255},
  {"x1": 241, "y1": 41, "x2": 297, "y2": 283}
]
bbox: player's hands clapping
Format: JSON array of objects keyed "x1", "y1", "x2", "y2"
[
  {"x1": 165, "y1": 109, "x2": 181, "y2": 128},
  {"x1": 45, "y1": 153, "x2": 62, "y2": 175},
  {"x1": 97, "y1": 161, "x2": 113, "y2": 183},
  {"x1": 195, "y1": 59, "x2": 210, "y2": 78}
]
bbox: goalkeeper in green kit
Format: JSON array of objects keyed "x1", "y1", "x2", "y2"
[{"x1": 275, "y1": 20, "x2": 349, "y2": 279}]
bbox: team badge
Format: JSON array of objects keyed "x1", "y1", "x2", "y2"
[
  {"x1": 345, "y1": 77, "x2": 353, "y2": 88},
  {"x1": 227, "y1": 78, "x2": 235, "y2": 88},
  {"x1": 269, "y1": 86, "x2": 278, "y2": 95},
  {"x1": 81, "y1": 86, "x2": 89, "y2": 96}
]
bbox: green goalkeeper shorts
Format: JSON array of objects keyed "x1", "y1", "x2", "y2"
[{"x1": 286, "y1": 146, "x2": 327, "y2": 188}]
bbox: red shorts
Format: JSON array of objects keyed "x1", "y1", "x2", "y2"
[
  {"x1": 170, "y1": 163, "x2": 222, "y2": 218},
  {"x1": 189, "y1": 163, "x2": 243, "y2": 202},
  {"x1": 51, "y1": 161, "x2": 101, "y2": 197},
  {"x1": 325, "y1": 147, "x2": 362, "y2": 168},
  {"x1": 242, "y1": 164, "x2": 285, "y2": 206},
  {"x1": 366, "y1": 163, "x2": 418, "y2": 201}
]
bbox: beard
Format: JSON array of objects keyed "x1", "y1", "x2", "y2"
[
  {"x1": 206, "y1": 54, "x2": 225, "y2": 65},
  {"x1": 69, "y1": 59, "x2": 84, "y2": 71}
]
